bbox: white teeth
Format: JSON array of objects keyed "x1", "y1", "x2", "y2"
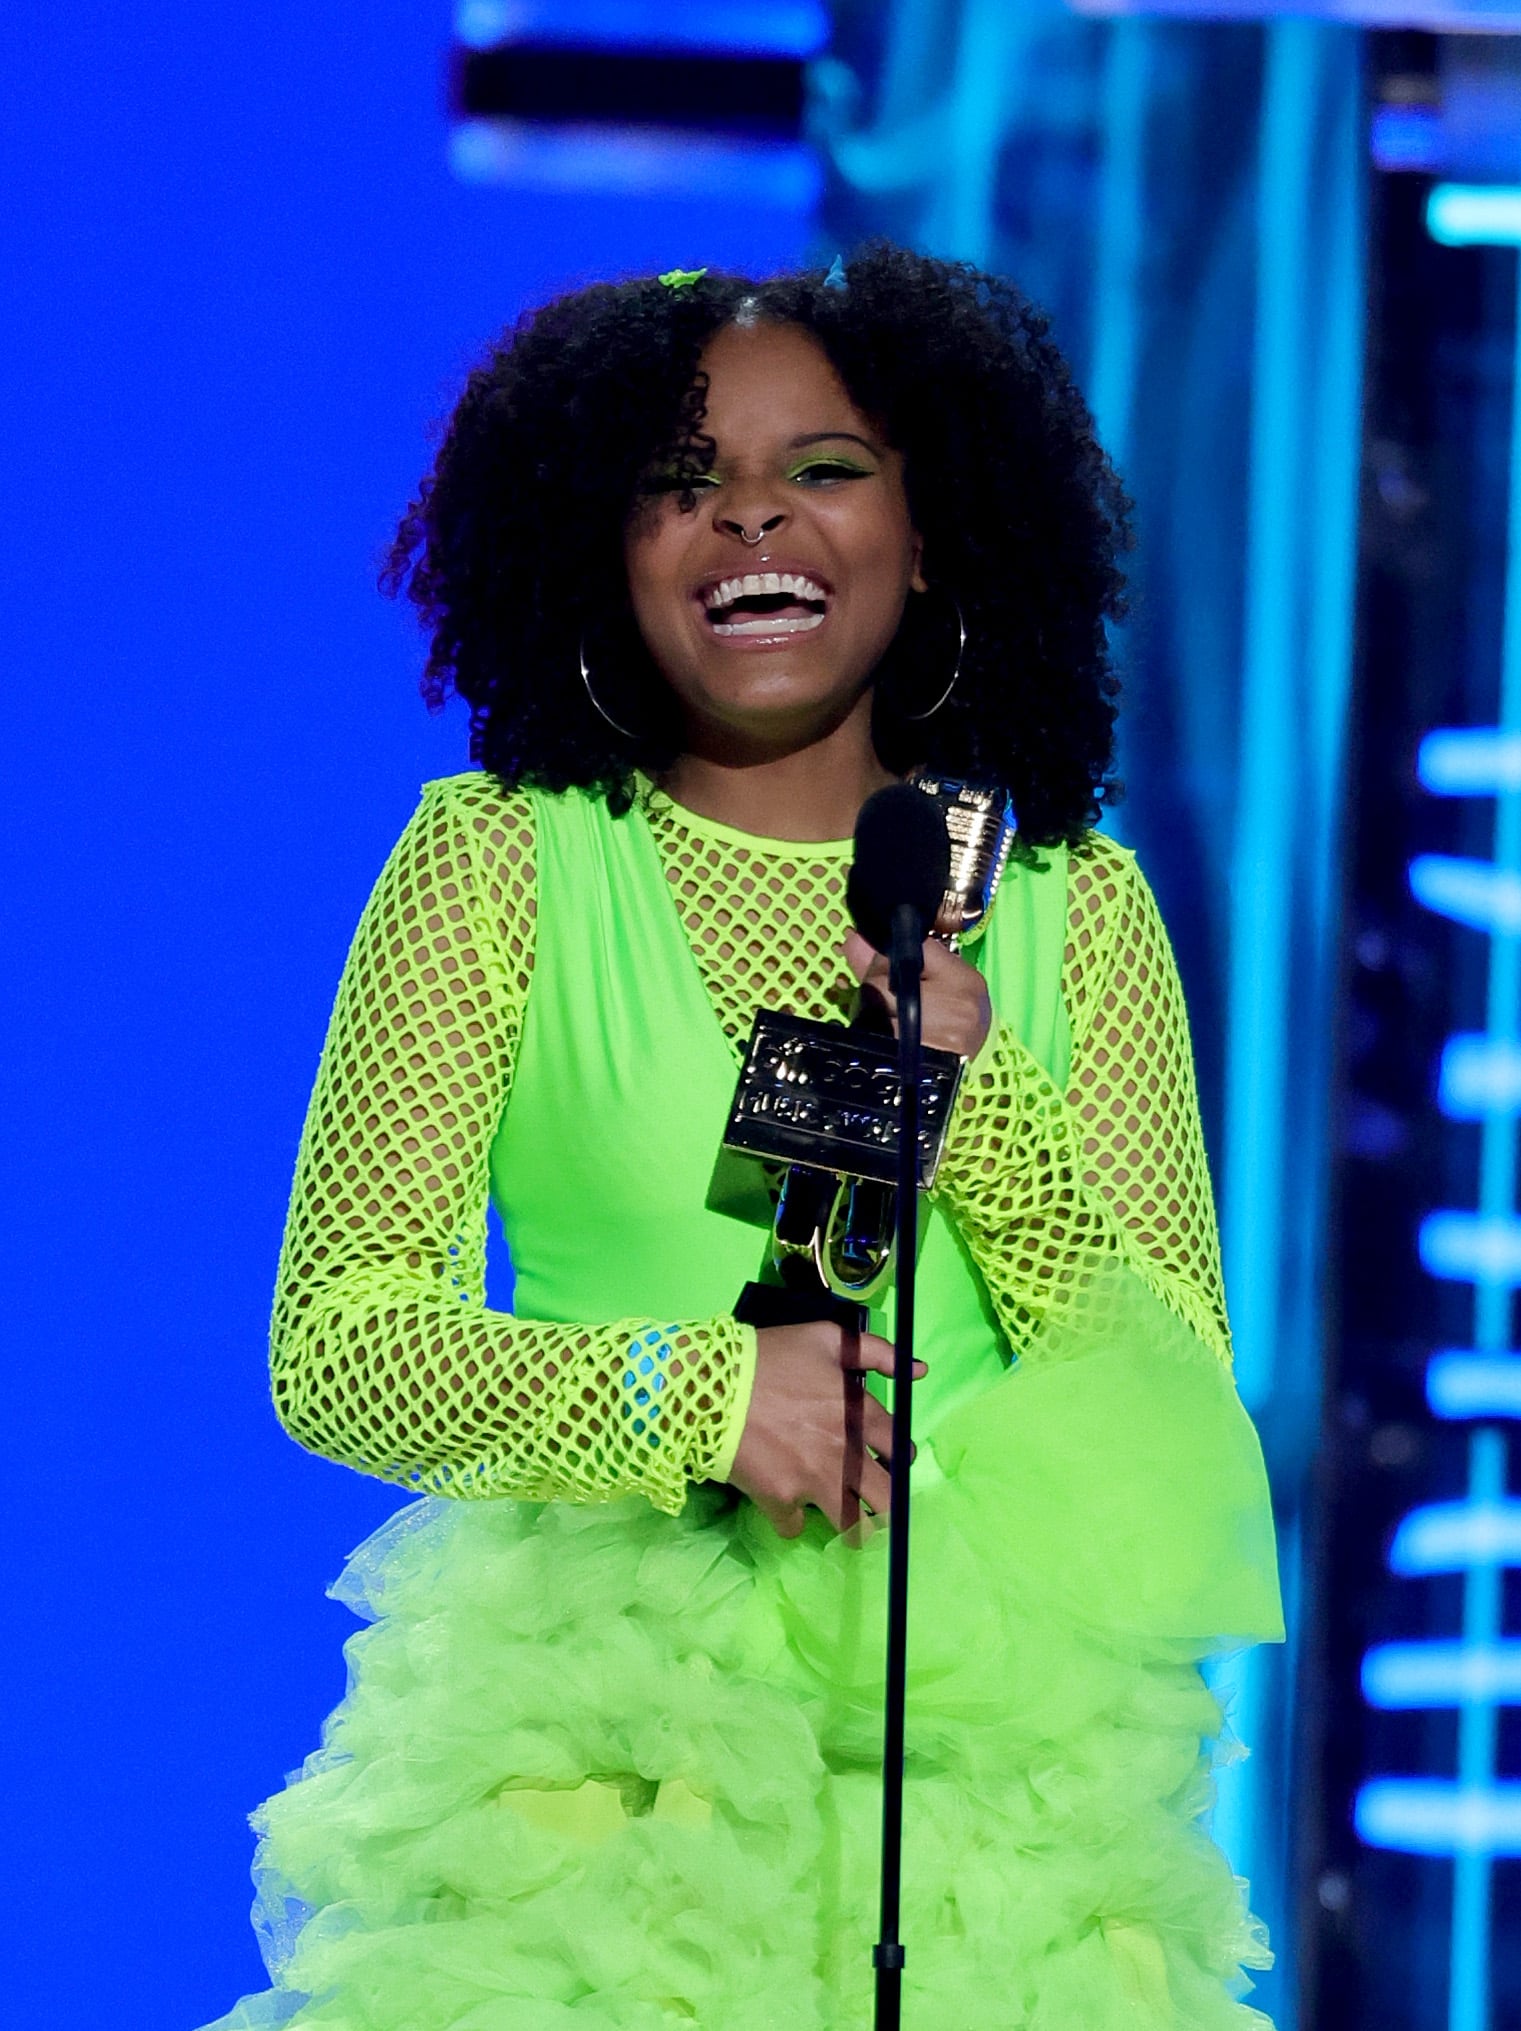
[
  {"x1": 711, "y1": 613, "x2": 827, "y2": 637},
  {"x1": 702, "y1": 571, "x2": 828, "y2": 610}
]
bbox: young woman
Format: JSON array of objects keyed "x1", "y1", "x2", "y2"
[{"x1": 205, "y1": 244, "x2": 1283, "y2": 2030}]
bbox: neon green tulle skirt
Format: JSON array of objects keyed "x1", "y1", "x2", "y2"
[{"x1": 205, "y1": 1270, "x2": 1284, "y2": 2030}]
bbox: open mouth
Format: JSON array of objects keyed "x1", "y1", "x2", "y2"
[{"x1": 699, "y1": 571, "x2": 829, "y2": 638}]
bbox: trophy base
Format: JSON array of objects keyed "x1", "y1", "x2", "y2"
[{"x1": 734, "y1": 1280, "x2": 870, "y2": 1334}]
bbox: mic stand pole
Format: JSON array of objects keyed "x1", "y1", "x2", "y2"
[{"x1": 873, "y1": 901, "x2": 924, "y2": 2031}]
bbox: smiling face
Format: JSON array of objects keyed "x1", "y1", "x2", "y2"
[{"x1": 624, "y1": 319, "x2": 926, "y2": 761}]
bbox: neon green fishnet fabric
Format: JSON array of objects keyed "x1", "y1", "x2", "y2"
[
  {"x1": 643, "y1": 779, "x2": 860, "y2": 1043},
  {"x1": 269, "y1": 775, "x2": 753, "y2": 1516},
  {"x1": 269, "y1": 772, "x2": 1231, "y2": 1512},
  {"x1": 935, "y1": 841, "x2": 1234, "y2": 1364}
]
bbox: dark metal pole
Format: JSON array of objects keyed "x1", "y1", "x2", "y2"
[{"x1": 873, "y1": 902, "x2": 923, "y2": 2030}]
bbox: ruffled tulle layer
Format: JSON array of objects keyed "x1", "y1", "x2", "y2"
[{"x1": 204, "y1": 1264, "x2": 1283, "y2": 2030}]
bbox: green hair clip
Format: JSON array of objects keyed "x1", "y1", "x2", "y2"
[{"x1": 657, "y1": 267, "x2": 708, "y2": 291}]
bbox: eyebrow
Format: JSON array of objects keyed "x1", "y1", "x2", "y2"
[{"x1": 786, "y1": 430, "x2": 883, "y2": 458}]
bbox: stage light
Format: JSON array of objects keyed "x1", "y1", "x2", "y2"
[
  {"x1": 455, "y1": 1, "x2": 828, "y2": 57},
  {"x1": 1427, "y1": 183, "x2": 1521, "y2": 248},
  {"x1": 1430, "y1": 1352, "x2": 1521, "y2": 1418},
  {"x1": 1439, "y1": 1035, "x2": 1521, "y2": 1119},
  {"x1": 1420, "y1": 1210, "x2": 1521, "y2": 1284},
  {"x1": 1356, "y1": 1779, "x2": 1521, "y2": 1858},
  {"x1": 1409, "y1": 853, "x2": 1521, "y2": 934},
  {"x1": 1389, "y1": 1497, "x2": 1521, "y2": 1575},
  {"x1": 1364, "y1": 1640, "x2": 1521, "y2": 1706},
  {"x1": 449, "y1": 123, "x2": 821, "y2": 203},
  {"x1": 1420, "y1": 726, "x2": 1521, "y2": 795},
  {"x1": 1072, "y1": 0, "x2": 1521, "y2": 22},
  {"x1": 1371, "y1": 104, "x2": 1440, "y2": 173}
]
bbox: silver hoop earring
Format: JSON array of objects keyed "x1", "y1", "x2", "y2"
[
  {"x1": 579, "y1": 637, "x2": 641, "y2": 742},
  {"x1": 900, "y1": 591, "x2": 966, "y2": 721}
]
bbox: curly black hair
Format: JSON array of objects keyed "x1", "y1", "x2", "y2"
[{"x1": 384, "y1": 242, "x2": 1129, "y2": 846}]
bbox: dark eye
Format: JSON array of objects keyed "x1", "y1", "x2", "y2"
[
  {"x1": 790, "y1": 459, "x2": 871, "y2": 485},
  {"x1": 642, "y1": 471, "x2": 720, "y2": 498}
]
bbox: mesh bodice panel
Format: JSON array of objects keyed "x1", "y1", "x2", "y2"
[
  {"x1": 270, "y1": 773, "x2": 1231, "y2": 1514},
  {"x1": 642, "y1": 782, "x2": 859, "y2": 1047}
]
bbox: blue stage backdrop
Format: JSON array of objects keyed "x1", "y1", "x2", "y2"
[{"x1": 0, "y1": 5, "x2": 813, "y2": 2024}]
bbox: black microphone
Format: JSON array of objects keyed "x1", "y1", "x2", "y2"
[
  {"x1": 727, "y1": 782, "x2": 958, "y2": 1325},
  {"x1": 804, "y1": 784, "x2": 951, "y2": 1294},
  {"x1": 848, "y1": 783, "x2": 952, "y2": 976}
]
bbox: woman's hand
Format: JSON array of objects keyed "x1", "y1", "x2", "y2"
[
  {"x1": 729, "y1": 1320, "x2": 923, "y2": 1538},
  {"x1": 843, "y1": 928, "x2": 992, "y2": 1061}
]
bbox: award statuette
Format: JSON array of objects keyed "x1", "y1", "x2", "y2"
[{"x1": 728, "y1": 775, "x2": 1017, "y2": 1331}]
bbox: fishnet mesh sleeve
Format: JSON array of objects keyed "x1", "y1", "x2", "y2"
[
  {"x1": 269, "y1": 776, "x2": 756, "y2": 1514},
  {"x1": 932, "y1": 838, "x2": 1233, "y2": 1368}
]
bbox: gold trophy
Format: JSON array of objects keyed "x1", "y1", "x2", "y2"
[{"x1": 727, "y1": 775, "x2": 1016, "y2": 1329}]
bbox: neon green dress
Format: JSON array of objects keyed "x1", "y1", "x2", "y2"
[{"x1": 206, "y1": 773, "x2": 1283, "y2": 2031}]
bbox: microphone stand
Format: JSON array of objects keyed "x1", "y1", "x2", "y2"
[{"x1": 873, "y1": 900, "x2": 924, "y2": 2031}]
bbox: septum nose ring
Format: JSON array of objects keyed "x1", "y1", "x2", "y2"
[{"x1": 738, "y1": 526, "x2": 765, "y2": 546}]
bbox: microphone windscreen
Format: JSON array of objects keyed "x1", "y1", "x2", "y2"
[{"x1": 848, "y1": 783, "x2": 951, "y2": 954}]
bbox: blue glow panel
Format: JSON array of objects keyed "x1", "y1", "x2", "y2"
[
  {"x1": 1371, "y1": 104, "x2": 1441, "y2": 173},
  {"x1": 1421, "y1": 727, "x2": 1521, "y2": 796},
  {"x1": 1375, "y1": 209, "x2": 1521, "y2": 2023},
  {"x1": 1072, "y1": 0, "x2": 1521, "y2": 24},
  {"x1": 1440, "y1": 1035, "x2": 1521, "y2": 1119},
  {"x1": 450, "y1": 121, "x2": 822, "y2": 206},
  {"x1": 1430, "y1": 1353, "x2": 1521, "y2": 1419},
  {"x1": 1390, "y1": 1499, "x2": 1521, "y2": 1575},
  {"x1": 1409, "y1": 854, "x2": 1521, "y2": 935},
  {"x1": 454, "y1": 0, "x2": 830, "y2": 55},
  {"x1": 1357, "y1": 1780, "x2": 1521, "y2": 1857},
  {"x1": 1428, "y1": 184, "x2": 1521, "y2": 249},
  {"x1": 1364, "y1": 1640, "x2": 1521, "y2": 1706},
  {"x1": 1421, "y1": 1210, "x2": 1521, "y2": 1285}
]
